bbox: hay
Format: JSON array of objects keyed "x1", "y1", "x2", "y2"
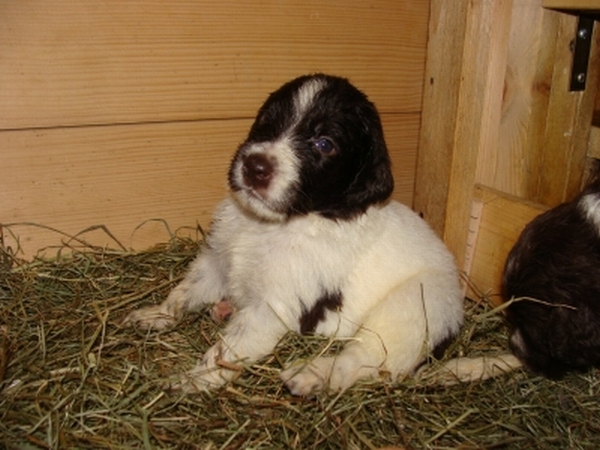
[{"x1": 1, "y1": 228, "x2": 599, "y2": 449}]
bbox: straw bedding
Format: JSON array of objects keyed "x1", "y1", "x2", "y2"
[{"x1": 1, "y1": 227, "x2": 599, "y2": 449}]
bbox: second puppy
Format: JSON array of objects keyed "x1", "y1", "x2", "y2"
[{"x1": 504, "y1": 177, "x2": 600, "y2": 379}]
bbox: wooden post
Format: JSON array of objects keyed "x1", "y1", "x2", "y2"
[
  {"x1": 416, "y1": 0, "x2": 514, "y2": 270},
  {"x1": 413, "y1": 0, "x2": 469, "y2": 237}
]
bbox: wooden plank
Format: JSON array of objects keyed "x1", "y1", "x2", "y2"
[
  {"x1": 0, "y1": 0, "x2": 428, "y2": 130},
  {"x1": 518, "y1": 5, "x2": 562, "y2": 199},
  {"x1": 1, "y1": 119, "x2": 242, "y2": 257},
  {"x1": 537, "y1": 12, "x2": 600, "y2": 205},
  {"x1": 442, "y1": 0, "x2": 514, "y2": 270},
  {"x1": 413, "y1": 0, "x2": 469, "y2": 236},
  {"x1": 543, "y1": 0, "x2": 600, "y2": 10},
  {"x1": 417, "y1": 0, "x2": 600, "y2": 276},
  {"x1": 482, "y1": 4, "x2": 600, "y2": 205},
  {"x1": 476, "y1": 0, "x2": 549, "y2": 198},
  {"x1": 472, "y1": 1, "x2": 600, "y2": 205},
  {"x1": 0, "y1": 113, "x2": 419, "y2": 258},
  {"x1": 465, "y1": 185, "x2": 548, "y2": 302},
  {"x1": 588, "y1": 126, "x2": 600, "y2": 159}
]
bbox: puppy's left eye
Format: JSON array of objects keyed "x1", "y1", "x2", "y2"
[{"x1": 313, "y1": 137, "x2": 336, "y2": 155}]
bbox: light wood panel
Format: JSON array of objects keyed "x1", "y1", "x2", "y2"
[
  {"x1": 1, "y1": 0, "x2": 429, "y2": 258},
  {"x1": 0, "y1": 0, "x2": 428, "y2": 130},
  {"x1": 416, "y1": 0, "x2": 600, "y2": 300},
  {"x1": 465, "y1": 186, "x2": 547, "y2": 302},
  {"x1": 537, "y1": 14, "x2": 600, "y2": 204},
  {"x1": 543, "y1": 0, "x2": 600, "y2": 10},
  {"x1": 442, "y1": 0, "x2": 514, "y2": 270},
  {"x1": 1, "y1": 114, "x2": 419, "y2": 258},
  {"x1": 476, "y1": 0, "x2": 549, "y2": 197},
  {"x1": 413, "y1": 0, "x2": 469, "y2": 236},
  {"x1": 475, "y1": 1, "x2": 600, "y2": 204},
  {"x1": 588, "y1": 126, "x2": 600, "y2": 158}
]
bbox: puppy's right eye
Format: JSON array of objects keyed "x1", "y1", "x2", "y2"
[{"x1": 313, "y1": 137, "x2": 336, "y2": 155}]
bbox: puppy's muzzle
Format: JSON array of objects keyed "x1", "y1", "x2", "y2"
[{"x1": 243, "y1": 153, "x2": 274, "y2": 191}]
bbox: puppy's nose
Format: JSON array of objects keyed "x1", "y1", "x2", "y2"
[{"x1": 243, "y1": 153, "x2": 274, "y2": 189}]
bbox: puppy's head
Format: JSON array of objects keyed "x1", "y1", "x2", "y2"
[{"x1": 228, "y1": 74, "x2": 393, "y2": 221}]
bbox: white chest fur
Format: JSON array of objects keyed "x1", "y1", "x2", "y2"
[{"x1": 208, "y1": 198, "x2": 458, "y2": 337}]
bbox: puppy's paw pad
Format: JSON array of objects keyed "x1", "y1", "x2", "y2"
[
  {"x1": 122, "y1": 306, "x2": 176, "y2": 330},
  {"x1": 161, "y1": 360, "x2": 234, "y2": 394}
]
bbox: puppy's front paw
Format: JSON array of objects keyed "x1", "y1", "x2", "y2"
[
  {"x1": 165, "y1": 361, "x2": 239, "y2": 394},
  {"x1": 122, "y1": 305, "x2": 177, "y2": 330},
  {"x1": 280, "y1": 357, "x2": 335, "y2": 397},
  {"x1": 163, "y1": 372, "x2": 218, "y2": 395}
]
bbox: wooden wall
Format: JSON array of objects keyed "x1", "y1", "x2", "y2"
[
  {"x1": 416, "y1": 0, "x2": 600, "y2": 300},
  {"x1": 1, "y1": 1, "x2": 429, "y2": 258}
]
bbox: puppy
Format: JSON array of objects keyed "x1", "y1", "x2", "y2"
[
  {"x1": 438, "y1": 177, "x2": 600, "y2": 384},
  {"x1": 124, "y1": 74, "x2": 464, "y2": 396},
  {"x1": 503, "y1": 177, "x2": 600, "y2": 379}
]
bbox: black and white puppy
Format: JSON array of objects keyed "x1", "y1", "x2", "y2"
[
  {"x1": 124, "y1": 74, "x2": 464, "y2": 396},
  {"x1": 503, "y1": 177, "x2": 600, "y2": 379}
]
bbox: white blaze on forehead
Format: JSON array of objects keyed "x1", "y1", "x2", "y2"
[
  {"x1": 231, "y1": 77, "x2": 327, "y2": 222},
  {"x1": 580, "y1": 192, "x2": 600, "y2": 234},
  {"x1": 294, "y1": 77, "x2": 326, "y2": 117}
]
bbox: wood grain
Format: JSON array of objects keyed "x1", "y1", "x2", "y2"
[
  {"x1": 588, "y1": 126, "x2": 600, "y2": 159},
  {"x1": 466, "y1": 186, "x2": 547, "y2": 302},
  {"x1": 0, "y1": 0, "x2": 428, "y2": 130},
  {"x1": 0, "y1": 0, "x2": 429, "y2": 257},
  {"x1": 542, "y1": 0, "x2": 600, "y2": 10},
  {"x1": 443, "y1": 0, "x2": 514, "y2": 270},
  {"x1": 477, "y1": 0, "x2": 547, "y2": 197},
  {"x1": 416, "y1": 0, "x2": 600, "y2": 291},
  {"x1": 484, "y1": 4, "x2": 600, "y2": 204},
  {"x1": 1, "y1": 114, "x2": 419, "y2": 258},
  {"x1": 537, "y1": 12, "x2": 600, "y2": 205},
  {"x1": 413, "y1": 0, "x2": 469, "y2": 237}
]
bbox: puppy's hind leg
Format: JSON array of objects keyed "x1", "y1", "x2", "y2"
[
  {"x1": 123, "y1": 248, "x2": 228, "y2": 330},
  {"x1": 282, "y1": 275, "x2": 450, "y2": 396},
  {"x1": 425, "y1": 354, "x2": 522, "y2": 385}
]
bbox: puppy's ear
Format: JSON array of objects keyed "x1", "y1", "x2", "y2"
[{"x1": 344, "y1": 107, "x2": 394, "y2": 210}]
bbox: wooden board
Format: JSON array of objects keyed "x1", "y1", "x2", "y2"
[
  {"x1": 543, "y1": 0, "x2": 600, "y2": 10},
  {"x1": 0, "y1": 0, "x2": 428, "y2": 130},
  {"x1": 413, "y1": 0, "x2": 469, "y2": 236},
  {"x1": 465, "y1": 185, "x2": 548, "y2": 302},
  {"x1": 476, "y1": 0, "x2": 549, "y2": 198},
  {"x1": 0, "y1": 0, "x2": 429, "y2": 258},
  {"x1": 1, "y1": 113, "x2": 419, "y2": 258},
  {"x1": 416, "y1": 0, "x2": 600, "y2": 274},
  {"x1": 474, "y1": 1, "x2": 600, "y2": 205},
  {"x1": 441, "y1": 0, "x2": 514, "y2": 269},
  {"x1": 588, "y1": 126, "x2": 600, "y2": 159},
  {"x1": 536, "y1": 12, "x2": 600, "y2": 204}
]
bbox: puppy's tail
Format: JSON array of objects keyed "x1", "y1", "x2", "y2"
[{"x1": 416, "y1": 353, "x2": 522, "y2": 386}]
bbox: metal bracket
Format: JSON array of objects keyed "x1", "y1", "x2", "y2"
[{"x1": 570, "y1": 16, "x2": 595, "y2": 91}]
